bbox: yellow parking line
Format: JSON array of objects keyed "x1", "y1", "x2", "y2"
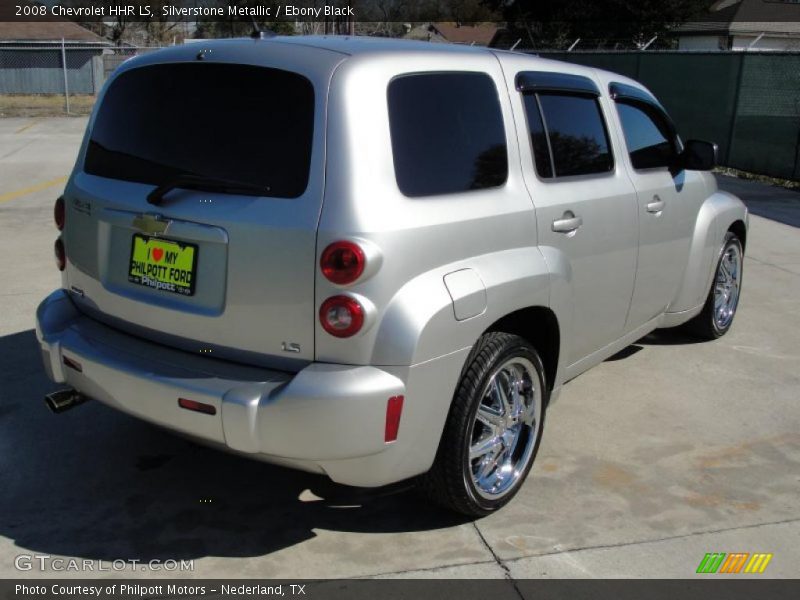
[
  {"x1": 0, "y1": 176, "x2": 68, "y2": 204},
  {"x1": 14, "y1": 119, "x2": 41, "y2": 134}
]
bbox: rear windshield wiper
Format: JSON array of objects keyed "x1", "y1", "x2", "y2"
[{"x1": 147, "y1": 173, "x2": 271, "y2": 205}]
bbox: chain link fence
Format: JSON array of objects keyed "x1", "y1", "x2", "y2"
[
  {"x1": 0, "y1": 44, "x2": 161, "y2": 116},
  {"x1": 539, "y1": 50, "x2": 800, "y2": 181}
]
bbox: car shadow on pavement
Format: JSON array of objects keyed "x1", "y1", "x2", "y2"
[
  {"x1": 639, "y1": 328, "x2": 706, "y2": 346},
  {"x1": 605, "y1": 328, "x2": 705, "y2": 362},
  {"x1": 0, "y1": 329, "x2": 469, "y2": 565},
  {"x1": 604, "y1": 344, "x2": 643, "y2": 361}
]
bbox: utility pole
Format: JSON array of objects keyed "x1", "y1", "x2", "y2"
[{"x1": 61, "y1": 38, "x2": 70, "y2": 115}]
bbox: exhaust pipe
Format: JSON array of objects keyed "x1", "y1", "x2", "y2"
[{"x1": 45, "y1": 389, "x2": 88, "y2": 414}]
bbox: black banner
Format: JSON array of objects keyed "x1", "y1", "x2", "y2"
[
  {"x1": 4, "y1": 0, "x2": 800, "y2": 24},
  {"x1": 2, "y1": 580, "x2": 800, "y2": 600},
  {"x1": 5, "y1": 1, "x2": 383, "y2": 23}
]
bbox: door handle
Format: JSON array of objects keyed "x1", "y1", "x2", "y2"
[
  {"x1": 647, "y1": 196, "x2": 665, "y2": 214},
  {"x1": 552, "y1": 212, "x2": 583, "y2": 233}
]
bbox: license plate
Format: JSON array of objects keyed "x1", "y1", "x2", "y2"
[{"x1": 128, "y1": 234, "x2": 198, "y2": 296}]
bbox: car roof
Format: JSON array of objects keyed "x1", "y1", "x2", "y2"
[
  {"x1": 264, "y1": 35, "x2": 493, "y2": 57},
  {"x1": 201, "y1": 35, "x2": 613, "y2": 76},
  {"x1": 244, "y1": 36, "x2": 629, "y2": 85},
  {"x1": 151, "y1": 36, "x2": 650, "y2": 98}
]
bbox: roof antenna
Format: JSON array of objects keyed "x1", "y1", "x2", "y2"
[{"x1": 250, "y1": 16, "x2": 277, "y2": 39}]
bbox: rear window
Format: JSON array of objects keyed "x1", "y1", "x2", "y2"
[
  {"x1": 85, "y1": 63, "x2": 314, "y2": 198},
  {"x1": 387, "y1": 72, "x2": 507, "y2": 197}
]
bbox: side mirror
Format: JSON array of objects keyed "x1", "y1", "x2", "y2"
[{"x1": 681, "y1": 139, "x2": 718, "y2": 171}]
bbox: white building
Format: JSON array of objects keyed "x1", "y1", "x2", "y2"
[{"x1": 677, "y1": 0, "x2": 800, "y2": 51}]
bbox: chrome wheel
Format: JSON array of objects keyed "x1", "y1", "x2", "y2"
[
  {"x1": 423, "y1": 332, "x2": 548, "y2": 516},
  {"x1": 467, "y1": 357, "x2": 542, "y2": 500},
  {"x1": 713, "y1": 242, "x2": 742, "y2": 331}
]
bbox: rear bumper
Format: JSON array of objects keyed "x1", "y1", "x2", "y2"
[{"x1": 36, "y1": 290, "x2": 420, "y2": 486}]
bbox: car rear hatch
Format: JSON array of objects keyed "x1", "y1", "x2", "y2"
[{"x1": 62, "y1": 42, "x2": 344, "y2": 369}]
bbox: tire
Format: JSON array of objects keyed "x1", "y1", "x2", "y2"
[
  {"x1": 420, "y1": 332, "x2": 548, "y2": 517},
  {"x1": 686, "y1": 231, "x2": 744, "y2": 340}
]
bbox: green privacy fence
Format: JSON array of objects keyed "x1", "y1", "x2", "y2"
[{"x1": 536, "y1": 51, "x2": 800, "y2": 181}]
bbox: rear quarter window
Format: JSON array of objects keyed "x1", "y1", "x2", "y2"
[
  {"x1": 85, "y1": 63, "x2": 314, "y2": 198},
  {"x1": 387, "y1": 72, "x2": 507, "y2": 197}
]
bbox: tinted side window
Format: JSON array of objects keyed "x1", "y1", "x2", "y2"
[
  {"x1": 616, "y1": 102, "x2": 677, "y2": 170},
  {"x1": 537, "y1": 94, "x2": 613, "y2": 177},
  {"x1": 388, "y1": 72, "x2": 507, "y2": 197}
]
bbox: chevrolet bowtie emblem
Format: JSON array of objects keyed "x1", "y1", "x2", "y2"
[{"x1": 132, "y1": 213, "x2": 171, "y2": 236}]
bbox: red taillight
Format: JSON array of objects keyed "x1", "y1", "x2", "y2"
[
  {"x1": 54, "y1": 196, "x2": 65, "y2": 231},
  {"x1": 319, "y1": 295, "x2": 364, "y2": 338},
  {"x1": 178, "y1": 398, "x2": 216, "y2": 415},
  {"x1": 320, "y1": 241, "x2": 365, "y2": 285},
  {"x1": 385, "y1": 395, "x2": 404, "y2": 442},
  {"x1": 54, "y1": 238, "x2": 65, "y2": 271}
]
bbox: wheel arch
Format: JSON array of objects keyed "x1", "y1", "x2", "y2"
[
  {"x1": 371, "y1": 247, "x2": 554, "y2": 367},
  {"x1": 729, "y1": 218, "x2": 747, "y2": 251},
  {"x1": 484, "y1": 306, "x2": 560, "y2": 396},
  {"x1": 669, "y1": 190, "x2": 748, "y2": 314}
]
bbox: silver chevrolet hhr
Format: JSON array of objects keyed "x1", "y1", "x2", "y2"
[{"x1": 36, "y1": 36, "x2": 747, "y2": 516}]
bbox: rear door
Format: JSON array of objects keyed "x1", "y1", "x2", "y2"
[
  {"x1": 514, "y1": 71, "x2": 639, "y2": 366},
  {"x1": 62, "y1": 44, "x2": 344, "y2": 369}
]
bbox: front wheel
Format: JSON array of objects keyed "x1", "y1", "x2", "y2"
[
  {"x1": 686, "y1": 231, "x2": 744, "y2": 339},
  {"x1": 421, "y1": 332, "x2": 547, "y2": 517}
]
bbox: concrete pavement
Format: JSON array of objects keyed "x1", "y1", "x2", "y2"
[{"x1": 0, "y1": 117, "x2": 798, "y2": 580}]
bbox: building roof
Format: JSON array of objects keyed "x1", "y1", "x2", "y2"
[
  {"x1": 403, "y1": 23, "x2": 449, "y2": 44},
  {"x1": 0, "y1": 21, "x2": 107, "y2": 44},
  {"x1": 678, "y1": 0, "x2": 800, "y2": 36},
  {"x1": 403, "y1": 22, "x2": 500, "y2": 46},
  {"x1": 428, "y1": 22, "x2": 499, "y2": 46}
]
